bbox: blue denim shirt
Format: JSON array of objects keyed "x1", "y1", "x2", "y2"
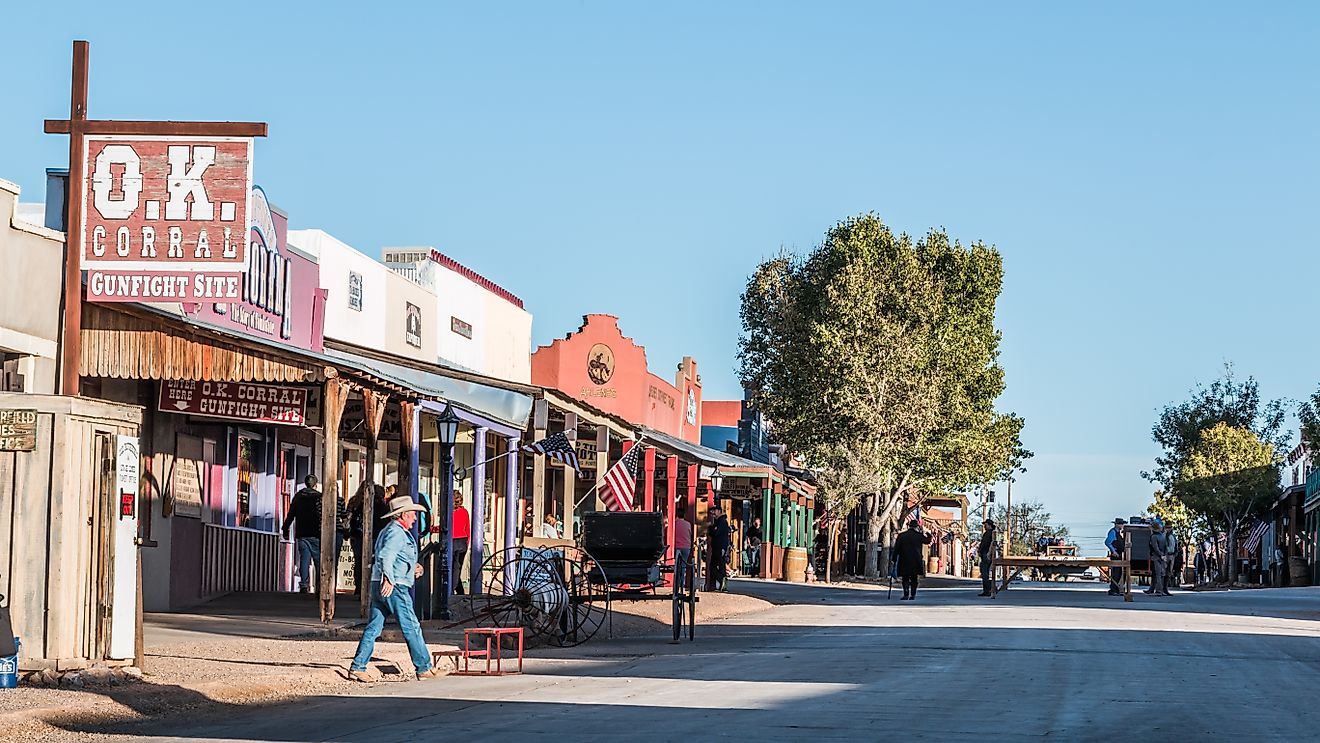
[{"x1": 371, "y1": 521, "x2": 418, "y2": 587}]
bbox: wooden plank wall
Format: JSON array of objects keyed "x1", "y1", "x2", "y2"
[{"x1": 0, "y1": 412, "x2": 54, "y2": 662}]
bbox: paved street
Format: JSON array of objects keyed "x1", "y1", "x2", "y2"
[{"x1": 57, "y1": 579, "x2": 1320, "y2": 742}]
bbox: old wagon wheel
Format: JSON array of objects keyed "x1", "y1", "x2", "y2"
[
  {"x1": 546, "y1": 546, "x2": 609, "y2": 647},
  {"x1": 477, "y1": 546, "x2": 568, "y2": 643}
]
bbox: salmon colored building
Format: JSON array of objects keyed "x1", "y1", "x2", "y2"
[{"x1": 531, "y1": 314, "x2": 703, "y2": 444}]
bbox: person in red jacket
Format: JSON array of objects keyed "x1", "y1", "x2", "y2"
[{"x1": 452, "y1": 493, "x2": 471, "y2": 595}]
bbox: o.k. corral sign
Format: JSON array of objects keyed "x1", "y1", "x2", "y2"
[
  {"x1": 81, "y1": 136, "x2": 253, "y2": 302},
  {"x1": 158, "y1": 380, "x2": 308, "y2": 426}
]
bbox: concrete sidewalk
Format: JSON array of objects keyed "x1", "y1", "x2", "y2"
[{"x1": 144, "y1": 591, "x2": 363, "y2": 647}]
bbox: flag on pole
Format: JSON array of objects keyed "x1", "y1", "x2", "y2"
[
  {"x1": 522, "y1": 432, "x2": 582, "y2": 475},
  {"x1": 1242, "y1": 519, "x2": 1270, "y2": 554},
  {"x1": 601, "y1": 444, "x2": 643, "y2": 512}
]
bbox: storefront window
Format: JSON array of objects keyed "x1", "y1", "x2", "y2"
[{"x1": 237, "y1": 435, "x2": 256, "y2": 528}]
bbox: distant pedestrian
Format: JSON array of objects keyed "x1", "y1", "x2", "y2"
[
  {"x1": 540, "y1": 513, "x2": 561, "y2": 539},
  {"x1": 349, "y1": 497, "x2": 437, "y2": 683},
  {"x1": 282, "y1": 476, "x2": 323, "y2": 594},
  {"x1": 452, "y1": 493, "x2": 471, "y2": 595},
  {"x1": 1164, "y1": 523, "x2": 1179, "y2": 592},
  {"x1": 892, "y1": 520, "x2": 928, "y2": 601},
  {"x1": 1146, "y1": 520, "x2": 1170, "y2": 596},
  {"x1": 977, "y1": 520, "x2": 997, "y2": 597},
  {"x1": 746, "y1": 516, "x2": 763, "y2": 576},
  {"x1": 1105, "y1": 518, "x2": 1127, "y2": 596},
  {"x1": 1193, "y1": 545, "x2": 1208, "y2": 586},
  {"x1": 709, "y1": 506, "x2": 732, "y2": 591},
  {"x1": 673, "y1": 502, "x2": 694, "y2": 591}
]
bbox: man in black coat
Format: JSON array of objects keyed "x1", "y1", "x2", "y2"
[
  {"x1": 892, "y1": 520, "x2": 929, "y2": 601},
  {"x1": 282, "y1": 475, "x2": 323, "y2": 594},
  {"x1": 977, "y1": 520, "x2": 997, "y2": 597}
]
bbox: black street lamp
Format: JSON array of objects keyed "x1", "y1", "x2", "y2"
[
  {"x1": 433, "y1": 403, "x2": 461, "y2": 620},
  {"x1": 710, "y1": 468, "x2": 725, "y2": 494}
]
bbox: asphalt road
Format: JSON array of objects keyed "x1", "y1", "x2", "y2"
[{"x1": 69, "y1": 579, "x2": 1320, "y2": 742}]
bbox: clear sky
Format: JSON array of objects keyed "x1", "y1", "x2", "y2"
[{"x1": 3, "y1": 2, "x2": 1317, "y2": 551}]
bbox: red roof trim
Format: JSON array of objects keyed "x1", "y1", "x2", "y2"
[{"x1": 428, "y1": 249, "x2": 525, "y2": 309}]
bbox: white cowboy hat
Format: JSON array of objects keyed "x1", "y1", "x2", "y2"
[{"x1": 383, "y1": 497, "x2": 426, "y2": 519}]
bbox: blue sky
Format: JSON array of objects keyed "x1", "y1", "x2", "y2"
[{"x1": 3, "y1": 2, "x2": 1317, "y2": 549}]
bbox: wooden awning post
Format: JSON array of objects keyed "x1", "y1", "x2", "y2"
[
  {"x1": 561, "y1": 412, "x2": 578, "y2": 539},
  {"x1": 531, "y1": 400, "x2": 548, "y2": 530},
  {"x1": 359, "y1": 389, "x2": 388, "y2": 618},
  {"x1": 319, "y1": 377, "x2": 349, "y2": 622}
]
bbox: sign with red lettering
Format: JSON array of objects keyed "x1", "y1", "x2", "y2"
[
  {"x1": 81, "y1": 135, "x2": 253, "y2": 302},
  {"x1": 158, "y1": 380, "x2": 309, "y2": 426}
]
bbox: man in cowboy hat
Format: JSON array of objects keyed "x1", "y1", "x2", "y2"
[
  {"x1": 349, "y1": 496, "x2": 437, "y2": 682},
  {"x1": 1105, "y1": 518, "x2": 1127, "y2": 596}
]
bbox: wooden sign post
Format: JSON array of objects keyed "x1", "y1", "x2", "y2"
[{"x1": 44, "y1": 40, "x2": 268, "y2": 395}]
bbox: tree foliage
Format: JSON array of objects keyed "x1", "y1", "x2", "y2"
[
  {"x1": 739, "y1": 214, "x2": 1030, "y2": 576},
  {"x1": 1143, "y1": 365, "x2": 1288, "y2": 491},
  {"x1": 979, "y1": 500, "x2": 1069, "y2": 557},
  {"x1": 1147, "y1": 489, "x2": 1205, "y2": 548}
]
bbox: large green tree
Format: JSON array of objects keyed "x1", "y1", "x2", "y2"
[
  {"x1": 1143, "y1": 365, "x2": 1288, "y2": 492},
  {"x1": 739, "y1": 214, "x2": 1029, "y2": 577},
  {"x1": 1176, "y1": 422, "x2": 1279, "y2": 580}
]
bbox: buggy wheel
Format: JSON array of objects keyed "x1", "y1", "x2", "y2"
[
  {"x1": 478, "y1": 546, "x2": 567, "y2": 643},
  {"x1": 686, "y1": 557, "x2": 698, "y2": 641},
  {"x1": 553, "y1": 547, "x2": 608, "y2": 647}
]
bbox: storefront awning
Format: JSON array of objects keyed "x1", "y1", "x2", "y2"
[
  {"x1": 324, "y1": 347, "x2": 533, "y2": 431},
  {"x1": 640, "y1": 426, "x2": 771, "y2": 472}
]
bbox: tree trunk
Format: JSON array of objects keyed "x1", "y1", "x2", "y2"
[
  {"x1": 864, "y1": 500, "x2": 883, "y2": 578},
  {"x1": 825, "y1": 522, "x2": 836, "y2": 583}
]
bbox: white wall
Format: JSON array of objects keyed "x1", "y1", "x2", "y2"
[
  {"x1": 384, "y1": 249, "x2": 533, "y2": 383},
  {"x1": 290, "y1": 229, "x2": 437, "y2": 361}
]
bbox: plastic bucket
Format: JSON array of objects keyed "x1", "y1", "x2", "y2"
[{"x1": 0, "y1": 638, "x2": 19, "y2": 689}]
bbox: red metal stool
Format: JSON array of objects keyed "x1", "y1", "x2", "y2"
[{"x1": 461, "y1": 627, "x2": 524, "y2": 675}]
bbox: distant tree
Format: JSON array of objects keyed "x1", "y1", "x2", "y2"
[
  {"x1": 1147, "y1": 489, "x2": 1207, "y2": 551},
  {"x1": 739, "y1": 215, "x2": 1030, "y2": 578},
  {"x1": 1175, "y1": 422, "x2": 1280, "y2": 580},
  {"x1": 1143, "y1": 364, "x2": 1289, "y2": 492},
  {"x1": 980, "y1": 499, "x2": 1069, "y2": 556}
]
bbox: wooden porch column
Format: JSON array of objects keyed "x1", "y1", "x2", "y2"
[
  {"x1": 319, "y1": 377, "x2": 349, "y2": 623},
  {"x1": 358, "y1": 389, "x2": 388, "y2": 619},
  {"x1": 643, "y1": 447, "x2": 656, "y2": 512},
  {"x1": 561, "y1": 412, "x2": 578, "y2": 538},
  {"x1": 594, "y1": 425, "x2": 610, "y2": 511},
  {"x1": 761, "y1": 486, "x2": 773, "y2": 578},
  {"x1": 686, "y1": 464, "x2": 698, "y2": 526},
  {"x1": 505, "y1": 436, "x2": 521, "y2": 553},
  {"x1": 531, "y1": 399, "x2": 548, "y2": 529},
  {"x1": 470, "y1": 426, "x2": 487, "y2": 593},
  {"x1": 665, "y1": 455, "x2": 678, "y2": 565}
]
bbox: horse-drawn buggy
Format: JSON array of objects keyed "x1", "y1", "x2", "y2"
[{"x1": 472, "y1": 511, "x2": 700, "y2": 645}]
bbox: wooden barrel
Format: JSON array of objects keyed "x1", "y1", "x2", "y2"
[
  {"x1": 1290, "y1": 557, "x2": 1310, "y2": 586},
  {"x1": 783, "y1": 547, "x2": 808, "y2": 582}
]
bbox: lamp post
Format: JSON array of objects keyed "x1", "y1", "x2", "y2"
[{"x1": 433, "y1": 403, "x2": 461, "y2": 620}]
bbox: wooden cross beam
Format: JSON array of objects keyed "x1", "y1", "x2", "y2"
[{"x1": 44, "y1": 40, "x2": 267, "y2": 395}]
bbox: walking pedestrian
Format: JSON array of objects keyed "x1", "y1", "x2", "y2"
[
  {"x1": 977, "y1": 520, "x2": 997, "y2": 597},
  {"x1": 349, "y1": 497, "x2": 437, "y2": 682},
  {"x1": 1146, "y1": 519, "x2": 1171, "y2": 596},
  {"x1": 452, "y1": 493, "x2": 471, "y2": 595},
  {"x1": 282, "y1": 476, "x2": 323, "y2": 594},
  {"x1": 709, "y1": 506, "x2": 732, "y2": 591},
  {"x1": 892, "y1": 520, "x2": 928, "y2": 601},
  {"x1": 1193, "y1": 545, "x2": 1208, "y2": 586},
  {"x1": 1164, "y1": 523, "x2": 1179, "y2": 592},
  {"x1": 1105, "y1": 518, "x2": 1127, "y2": 595}
]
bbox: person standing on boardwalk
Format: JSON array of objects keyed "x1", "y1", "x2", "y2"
[
  {"x1": 349, "y1": 497, "x2": 437, "y2": 683},
  {"x1": 892, "y1": 520, "x2": 928, "y2": 601},
  {"x1": 282, "y1": 476, "x2": 323, "y2": 594},
  {"x1": 452, "y1": 493, "x2": 472, "y2": 595},
  {"x1": 977, "y1": 519, "x2": 997, "y2": 597}
]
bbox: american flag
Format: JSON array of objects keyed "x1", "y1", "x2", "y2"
[
  {"x1": 1241, "y1": 519, "x2": 1270, "y2": 554},
  {"x1": 522, "y1": 432, "x2": 582, "y2": 475},
  {"x1": 601, "y1": 444, "x2": 643, "y2": 512}
]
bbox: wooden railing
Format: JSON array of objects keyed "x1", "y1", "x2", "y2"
[{"x1": 201, "y1": 524, "x2": 283, "y2": 597}]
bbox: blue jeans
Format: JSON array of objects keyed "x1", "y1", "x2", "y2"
[
  {"x1": 296, "y1": 537, "x2": 321, "y2": 593},
  {"x1": 350, "y1": 582, "x2": 432, "y2": 674},
  {"x1": 675, "y1": 547, "x2": 692, "y2": 591}
]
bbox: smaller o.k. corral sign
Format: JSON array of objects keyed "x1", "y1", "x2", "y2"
[
  {"x1": 82, "y1": 136, "x2": 253, "y2": 302},
  {"x1": 158, "y1": 380, "x2": 308, "y2": 426}
]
